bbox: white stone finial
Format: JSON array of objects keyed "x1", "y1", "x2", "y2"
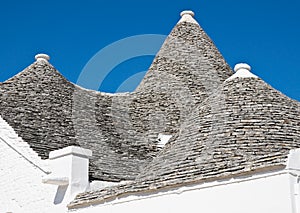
[
  {"x1": 234, "y1": 63, "x2": 251, "y2": 73},
  {"x1": 35, "y1": 53, "x2": 50, "y2": 62},
  {"x1": 178, "y1": 10, "x2": 198, "y2": 24},
  {"x1": 180, "y1": 10, "x2": 195, "y2": 17},
  {"x1": 226, "y1": 63, "x2": 258, "y2": 82}
]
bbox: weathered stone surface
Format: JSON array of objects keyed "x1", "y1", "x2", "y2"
[
  {"x1": 139, "y1": 77, "x2": 300, "y2": 181},
  {"x1": 69, "y1": 76, "x2": 300, "y2": 208},
  {"x1": 2, "y1": 11, "x2": 299, "y2": 210},
  {"x1": 0, "y1": 14, "x2": 232, "y2": 182},
  {"x1": 0, "y1": 61, "x2": 158, "y2": 181}
]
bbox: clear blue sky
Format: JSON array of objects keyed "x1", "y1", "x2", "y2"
[{"x1": 0, "y1": 0, "x2": 299, "y2": 100}]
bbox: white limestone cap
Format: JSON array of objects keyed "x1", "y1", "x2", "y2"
[
  {"x1": 35, "y1": 53, "x2": 50, "y2": 62},
  {"x1": 180, "y1": 10, "x2": 195, "y2": 17},
  {"x1": 178, "y1": 10, "x2": 198, "y2": 24},
  {"x1": 234, "y1": 63, "x2": 251, "y2": 72},
  {"x1": 226, "y1": 63, "x2": 258, "y2": 82},
  {"x1": 49, "y1": 146, "x2": 92, "y2": 159}
]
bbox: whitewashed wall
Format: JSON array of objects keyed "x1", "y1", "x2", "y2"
[
  {"x1": 73, "y1": 171, "x2": 295, "y2": 213},
  {"x1": 0, "y1": 116, "x2": 65, "y2": 213}
]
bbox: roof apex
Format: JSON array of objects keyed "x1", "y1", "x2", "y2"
[
  {"x1": 35, "y1": 53, "x2": 50, "y2": 62},
  {"x1": 178, "y1": 10, "x2": 198, "y2": 25}
]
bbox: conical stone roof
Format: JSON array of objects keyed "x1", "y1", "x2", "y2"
[
  {"x1": 128, "y1": 11, "x2": 233, "y2": 142},
  {"x1": 69, "y1": 69, "x2": 300, "y2": 208},
  {"x1": 0, "y1": 11, "x2": 252, "y2": 185},
  {"x1": 0, "y1": 59, "x2": 78, "y2": 155},
  {"x1": 136, "y1": 10, "x2": 233, "y2": 99},
  {"x1": 0, "y1": 57, "x2": 158, "y2": 181},
  {"x1": 138, "y1": 71, "x2": 300, "y2": 183}
]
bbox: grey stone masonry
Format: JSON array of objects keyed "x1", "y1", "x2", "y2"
[
  {"x1": 131, "y1": 18, "x2": 233, "y2": 145},
  {"x1": 1, "y1": 10, "x2": 299, "y2": 209},
  {"x1": 69, "y1": 76, "x2": 300, "y2": 208},
  {"x1": 0, "y1": 61, "x2": 158, "y2": 181},
  {"x1": 0, "y1": 60, "x2": 78, "y2": 156},
  {"x1": 0, "y1": 12, "x2": 232, "y2": 182},
  {"x1": 138, "y1": 77, "x2": 300, "y2": 182}
]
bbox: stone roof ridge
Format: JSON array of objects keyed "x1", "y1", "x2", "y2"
[
  {"x1": 4, "y1": 53, "x2": 62, "y2": 83},
  {"x1": 224, "y1": 63, "x2": 299, "y2": 103},
  {"x1": 4, "y1": 53, "x2": 130, "y2": 98},
  {"x1": 73, "y1": 83, "x2": 130, "y2": 97}
]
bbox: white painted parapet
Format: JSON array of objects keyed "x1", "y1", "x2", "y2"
[
  {"x1": 286, "y1": 148, "x2": 300, "y2": 171},
  {"x1": 43, "y1": 146, "x2": 92, "y2": 202},
  {"x1": 286, "y1": 148, "x2": 300, "y2": 213}
]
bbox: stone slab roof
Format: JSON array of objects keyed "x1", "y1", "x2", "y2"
[
  {"x1": 0, "y1": 61, "x2": 158, "y2": 181},
  {"x1": 1, "y1": 10, "x2": 299, "y2": 209},
  {"x1": 69, "y1": 76, "x2": 300, "y2": 208},
  {"x1": 0, "y1": 11, "x2": 232, "y2": 181}
]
